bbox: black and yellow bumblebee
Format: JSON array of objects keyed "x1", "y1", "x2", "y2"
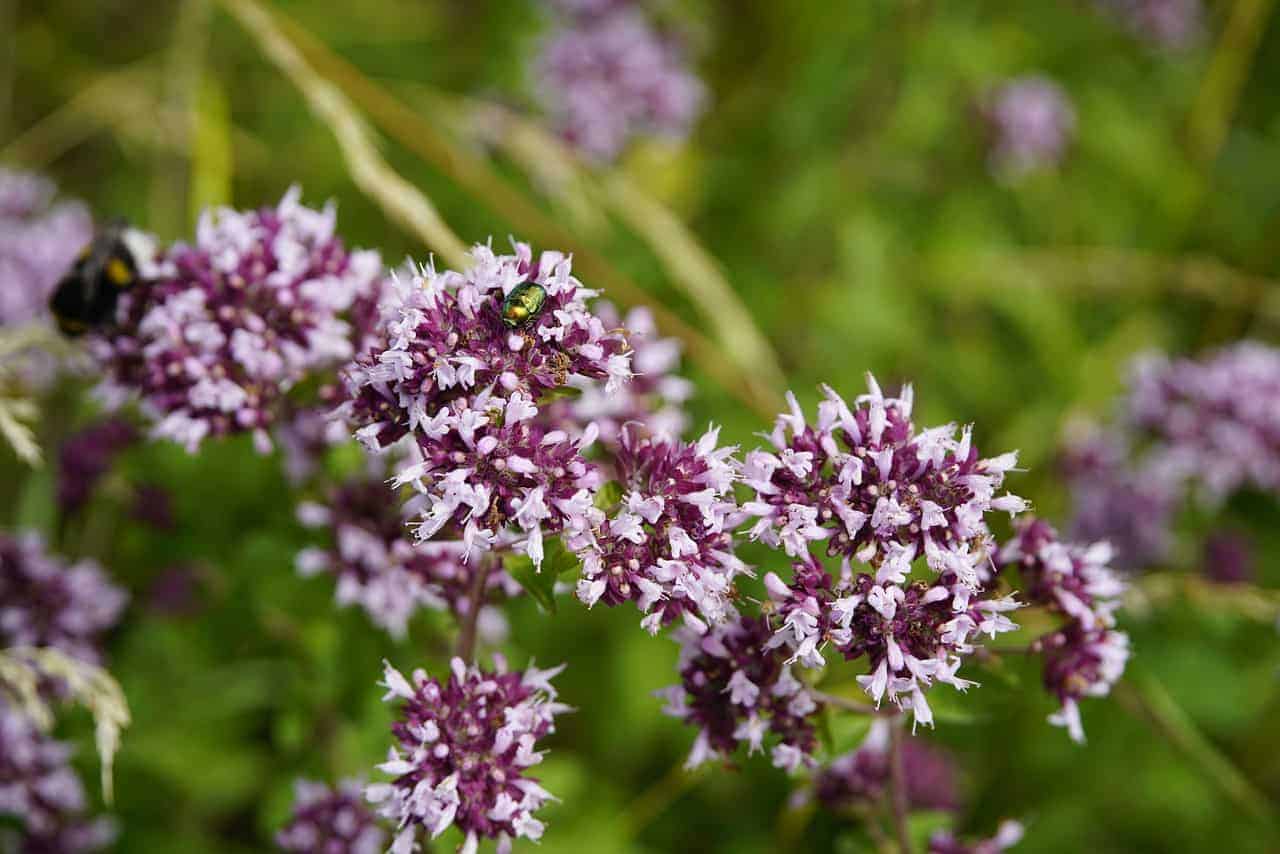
[
  {"x1": 49, "y1": 221, "x2": 143, "y2": 336},
  {"x1": 500, "y1": 281, "x2": 548, "y2": 328}
]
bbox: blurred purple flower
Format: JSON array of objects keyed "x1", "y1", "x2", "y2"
[
  {"x1": 91, "y1": 187, "x2": 388, "y2": 452},
  {"x1": 1097, "y1": 0, "x2": 1202, "y2": 49},
  {"x1": 145, "y1": 564, "x2": 205, "y2": 617},
  {"x1": 295, "y1": 464, "x2": 518, "y2": 639},
  {"x1": 658, "y1": 614, "x2": 822, "y2": 773},
  {"x1": 534, "y1": 7, "x2": 705, "y2": 162},
  {"x1": 0, "y1": 168, "x2": 92, "y2": 329},
  {"x1": 929, "y1": 820, "x2": 1024, "y2": 854},
  {"x1": 0, "y1": 532, "x2": 126, "y2": 672},
  {"x1": 983, "y1": 76, "x2": 1075, "y2": 177},
  {"x1": 277, "y1": 779, "x2": 385, "y2": 854},
  {"x1": 1201, "y1": 531, "x2": 1254, "y2": 586},
  {"x1": 56, "y1": 418, "x2": 137, "y2": 515},
  {"x1": 0, "y1": 701, "x2": 116, "y2": 853},
  {"x1": 813, "y1": 719, "x2": 960, "y2": 815},
  {"x1": 368, "y1": 657, "x2": 569, "y2": 853}
]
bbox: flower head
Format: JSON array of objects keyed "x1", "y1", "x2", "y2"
[
  {"x1": 744, "y1": 377, "x2": 1026, "y2": 594},
  {"x1": 341, "y1": 243, "x2": 631, "y2": 569},
  {"x1": 91, "y1": 187, "x2": 387, "y2": 452},
  {"x1": 659, "y1": 615, "x2": 821, "y2": 773},
  {"x1": 277, "y1": 779, "x2": 385, "y2": 854},
  {"x1": 763, "y1": 556, "x2": 1020, "y2": 727},
  {"x1": 368, "y1": 657, "x2": 569, "y2": 853},
  {"x1": 1097, "y1": 0, "x2": 1202, "y2": 49},
  {"x1": 998, "y1": 518, "x2": 1130, "y2": 743},
  {"x1": 0, "y1": 701, "x2": 116, "y2": 852},
  {"x1": 0, "y1": 532, "x2": 126, "y2": 670},
  {"x1": 573, "y1": 425, "x2": 748, "y2": 633},
  {"x1": 533, "y1": 7, "x2": 705, "y2": 162},
  {"x1": 812, "y1": 719, "x2": 960, "y2": 815},
  {"x1": 983, "y1": 76, "x2": 1075, "y2": 177}
]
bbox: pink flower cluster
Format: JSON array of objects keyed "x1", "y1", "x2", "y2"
[
  {"x1": 341, "y1": 242, "x2": 631, "y2": 569},
  {"x1": 983, "y1": 76, "x2": 1076, "y2": 178},
  {"x1": 572, "y1": 425, "x2": 748, "y2": 633},
  {"x1": 998, "y1": 518, "x2": 1130, "y2": 742},
  {"x1": 0, "y1": 167, "x2": 92, "y2": 328},
  {"x1": 658, "y1": 615, "x2": 821, "y2": 773},
  {"x1": 368, "y1": 657, "x2": 568, "y2": 853},
  {"x1": 534, "y1": 3, "x2": 706, "y2": 162},
  {"x1": 276, "y1": 779, "x2": 385, "y2": 854},
  {"x1": 92, "y1": 187, "x2": 388, "y2": 452}
]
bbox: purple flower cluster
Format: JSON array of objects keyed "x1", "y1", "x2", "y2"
[
  {"x1": 276, "y1": 779, "x2": 385, "y2": 854},
  {"x1": 983, "y1": 76, "x2": 1075, "y2": 178},
  {"x1": 295, "y1": 465, "x2": 518, "y2": 638},
  {"x1": 658, "y1": 615, "x2": 821, "y2": 773},
  {"x1": 998, "y1": 518, "x2": 1129, "y2": 743},
  {"x1": 542, "y1": 303, "x2": 691, "y2": 454},
  {"x1": 1201, "y1": 531, "x2": 1254, "y2": 585},
  {"x1": 1096, "y1": 0, "x2": 1202, "y2": 49},
  {"x1": 812, "y1": 719, "x2": 960, "y2": 815},
  {"x1": 763, "y1": 556, "x2": 1020, "y2": 729},
  {"x1": 368, "y1": 657, "x2": 569, "y2": 853},
  {"x1": 929, "y1": 820, "x2": 1024, "y2": 854},
  {"x1": 0, "y1": 701, "x2": 116, "y2": 853},
  {"x1": 56, "y1": 418, "x2": 138, "y2": 515},
  {"x1": 1064, "y1": 342, "x2": 1280, "y2": 572},
  {"x1": 341, "y1": 242, "x2": 631, "y2": 569},
  {"x1": 534, "y1": 3, "x2": 706, "y2": 162},
  {"x1": 0, "y1": 168, "x2": 92, "y2": 328},
  {"x1": 741, "y1": 376, "x2": 1025, "y2": 724},
  {"x1": 91, "y1": 187, "x2": 388, "y2": 452},
  {"x1": 573, "y1": 425, "x2": 748, "y2": 633},
  {"x1": 1127, "y1": 342, "x2": 1280, "y2": 501},
  {"x1": 0, "y1": 532, "x2": 127, "y2": 671}
]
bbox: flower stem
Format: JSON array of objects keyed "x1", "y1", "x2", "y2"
[
  {"x1": 888, "y1": 714, "x2": 913, "y2": 854},
  {"x1": 453, "y1": 557, "x2": 491, "y2": 664},
  {"x1": 812, "y1": 690, "x2": 894, "y2": 716}
]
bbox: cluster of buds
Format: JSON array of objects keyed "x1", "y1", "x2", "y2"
[
  {"x1": 276, "y1": 779, "x2": 385, "y2": 854},
  {"x1": 341, "y1": 243, "x2": 631, "y2": 569},
  {"x1": 998, "y1": 518, "x2": 1130, "y2": 742},
  {"x1": 929, "y1": 821, "x2": 1025, "y2": 854},
  {"x1": 91, "y1": 187, "x2": 388, "y2": 452},
  {"x1": 368, "y1": 657, "x2": 569, "y2": 853},
  {"x1": 56, "y1": 418, "x2": 138, "y2": 515},
  {"x1": 534, "y1": 1, "x2": 706, "y2": 161},
  {"x1": 809, "y1": 719, "x2": 960, "y2": 815},
  {"x1": 658, "y1": 615, "x2": 821, "y2": 773},
  {"x1": 573, "y1": 425, "x2": 749, "y2": 633}
]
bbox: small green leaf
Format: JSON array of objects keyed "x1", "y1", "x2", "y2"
[
  {"x1": 908, "y1": 811, "x2": 953, "y2": 850},
  {"x1": 823, "y1": 708, "x2": 874, "y2": 757},
  {"x1": 594, "y1": 480, "x2": 623, "y2": 511},
  {"x1": 538, "y1": 386, "x2": 584, "y2": 404},
  {"x1": 544, "y1": 535, "x2": 583, "y2": 578},
  {"x1": 504, "y1": 551, "x2": 558, "y2": 614}
]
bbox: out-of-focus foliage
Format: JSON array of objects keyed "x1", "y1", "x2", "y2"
[{"x1": 4, "y1": 0, "x2": 1280, "y2": 852}]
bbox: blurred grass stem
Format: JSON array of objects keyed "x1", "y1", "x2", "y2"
[
  {"x1": 219, "y1": 0, "x2": 470, "y2": 268},
  {"x1": 888, "y1": 715, "x2": 913, "y2": 854}
]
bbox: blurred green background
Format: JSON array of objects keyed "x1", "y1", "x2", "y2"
[{"x1": 5, "y1": 0, "x2": 1280, "y2": 851}]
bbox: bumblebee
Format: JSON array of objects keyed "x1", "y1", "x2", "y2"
[
  {"x1": 500, "y1": 281, "x2": 548, "y2": 328},
  {"x1": 49, "y1": 221, "x2": 143, "y2": 336}
]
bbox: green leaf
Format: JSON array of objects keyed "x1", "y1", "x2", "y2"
[
  {"x1": 823, "y1": 708, "x2": 874, "y2": 758},
  {"x1": 594, "y1": 480, "x2": 623, "y2": 511},
  {"x1": 544, "y1": 535, "x2": 583, "y2": 578},
  {"x1": 908, "y1": 811, "x2": 954, "y2": 851},
  {"x1": 504, "y1": 552, "x2": 558, "y2": 614}
]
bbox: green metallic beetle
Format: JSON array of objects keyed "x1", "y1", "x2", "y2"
[{"x1": 501, "y1": 281, "x2": 549, "y2": 328}]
